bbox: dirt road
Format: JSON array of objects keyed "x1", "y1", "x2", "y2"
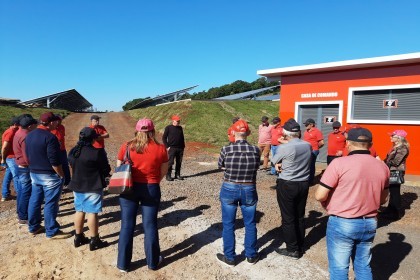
[{"x1": 0, "y1": 112, "x2": 419, "y2": 279}]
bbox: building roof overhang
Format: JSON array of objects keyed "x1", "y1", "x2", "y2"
[{"x1": 257, "y1": 52, "x2": 420, "y2": 78}]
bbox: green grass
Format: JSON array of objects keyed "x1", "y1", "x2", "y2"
[
  {"x1": 0, "y1": 106, "x2": 69, "y2": 132},
  {"x1": 128, "y1": 100, "x2": 279, "y2": 151}
]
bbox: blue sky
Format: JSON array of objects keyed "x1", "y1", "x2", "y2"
[{"x1": 1, "y1": 1, "x2": 419, "y2": 111}]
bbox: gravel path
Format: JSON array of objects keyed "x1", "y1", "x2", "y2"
[{"x1": 0, "y1": 112, "x2": 419, "y2": 279}]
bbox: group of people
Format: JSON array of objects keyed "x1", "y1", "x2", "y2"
[
  {"x1": 256, "y1": 116, "x2": 324, "y2": 184},
  {"x1": 218, "y1": 116, "x2": 410, "y2": 280},
  {"x1": 0, "y1": 112, "x2": 185, "y2": 272},
  {"x1": 0, "y1": 111, "x2": 410, "y2": 278}
]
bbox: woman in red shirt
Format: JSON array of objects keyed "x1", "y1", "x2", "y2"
[{"x1": 117, "y1": 118, "x2": 168, "y2": 272}]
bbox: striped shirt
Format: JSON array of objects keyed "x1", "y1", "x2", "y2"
[{"x1": 218, "y1": 140, "x2": 260, "y2": 183}]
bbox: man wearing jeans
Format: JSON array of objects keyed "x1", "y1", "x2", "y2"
[
  {"x1": 25, "y1": 112, "x2": 69, "y2": 238},
  {"x1": 1, "y1": 117, "x2": 20, "y2": 201},
  {"x1": 217, "y1": 119, "x2": 260, "y2": 266},
  {"x1": 271, "y1": 118, "x2": 312, "y2": 259},
  {"x1": 270, "y1": 117, "x2": 283, "y2": 175},
  {"x1": 13, "y1": 115, "x2": 38, "y2": 225},
  {"x1": 315, "y1": 128, "x2": 389, "y2": 279}
]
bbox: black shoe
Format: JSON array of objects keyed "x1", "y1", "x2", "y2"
[
  {"x1": 74, "y1": 233, "x2": 90, "y2": 248},
  {"x1": 175, "y1": 174, "x2": 184, "y2": 180},
  {"x1": 90, "y1": 236, "x2": 109, "y2": 251},
  {"x1": 166, "y1": 174, "x2": 174, "y2": 181},
  {"x1": 216, "y1": 253, "x2": 235, "y2": 267},
  {"x1": 148, "y1": 255, "x2": 164, "y2": 270},
  {"x1": 275, "y1": 248, "x2": 301, "y2": 259},
  {"x1": 246, "y1": 253, "x2": 260, "y2": 264}
]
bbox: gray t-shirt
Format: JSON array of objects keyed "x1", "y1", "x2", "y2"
[{"x1": 271, "y1": 138, "x2": 312, "y2": 181}]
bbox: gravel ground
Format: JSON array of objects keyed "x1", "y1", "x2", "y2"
[{"x1": 0, "y1": 112, "x2": 419, "y2": 279}]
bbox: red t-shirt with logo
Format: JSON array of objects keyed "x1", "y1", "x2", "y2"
[
  {"x1": 2, "y1": 126, "x2": 19, "y2": 158},
  {"x1": 271, "y1": 124, "x2": 283, "y2": 146},
  {"x1": 327, "y1": 131, "x2": 346, "y2": 156},
  {"x1": 118, "y1": 141, "x2": 169, "y2": 184},
  {"x1": 90, "y1": 125, "x2": 107, "y2": 149},
  {"x1": 304, "y1": 127, "x2": 323, "y2": 151}
]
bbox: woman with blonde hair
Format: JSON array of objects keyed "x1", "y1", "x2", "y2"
[
  {"x1": 382, "y1": 129, "x2": 410, "y2": 220},
  {"x1": 117, "y1": 118, "x2": 168, "y2": 272}
]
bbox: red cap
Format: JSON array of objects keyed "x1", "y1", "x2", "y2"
[
  {"x1": 136, "y1": 118, "x2": 155, "y2": 132},
  {"x1": 231, "y1": 120, "x2": 250, "y2": 133},
  {"x1": 40, "y1": 112, "x2": 59, "y2": 123},
  {"x1": 171, "y1": 115, "x2": 181, "y2": 121}
]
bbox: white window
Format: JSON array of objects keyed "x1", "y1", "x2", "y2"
[{"x1": 347, "y1": 84, "x2": 420, "y2": 125}]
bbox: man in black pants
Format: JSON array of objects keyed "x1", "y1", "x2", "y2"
[
  {"x1": 162, "y1": 115, "x2": 185, "y2": 181},
  {"x1": 271, "y1": 118, "x2": 312, "y2": 259}
]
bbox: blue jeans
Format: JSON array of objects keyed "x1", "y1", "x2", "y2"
[
  {"x1": 117, "y1": 183, "x2": 161, "y2": 271},
  {"x1": 270, "y1": 145, "x2": 279, "y2": 175},
  {"x1": 309, "y1": 150, "x2": 319, "y2": 184},
  {"x1": 28, "y1": 173, "x2": 63, "y2": 237},
  {"x1": 327, "y1": 216, "x2": 377, "y2": 280},
  {"x1": 17, "y1": 167, "x2": 32, "y2": 220},
  {"x1": 220, "y1": 182, "x2": 258, "y2": 261},
  {"x1": 2, "y1": 158, "x2": 20, "y2": 198}
]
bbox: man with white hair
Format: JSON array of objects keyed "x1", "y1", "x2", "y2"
[{"x1": 271, "y1": 118, "x2": 312, "y2": 259}]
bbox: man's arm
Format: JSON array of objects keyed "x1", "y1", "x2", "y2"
[
  {"x1": 315, "y1": 184, "x2": 331, "y2": 202},
  {"x1": 99, "y1": 129, "x2": 110, "y2": 139},
  {"x1": 52, "y1": 165, "x2": 65, "y2": 178},
  {"x1": 1, "y1": 141, "x2": 12, "y2": 164},
  {"x1": 318, "y1": 139, "x2": 325, "y2": 149},
  {"x1": 162, "y1": 126, "x2": 169, "y2": 148}
]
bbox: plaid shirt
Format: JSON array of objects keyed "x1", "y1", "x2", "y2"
[{"x1": 218, "y1": 140, "x2": 260, "y2": 183}]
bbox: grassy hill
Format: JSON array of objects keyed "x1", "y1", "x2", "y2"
[
  {"x1": 128, "y1": 100, "x2": 279, "y2": 151},
  {"x1": 0, "y1": 106, "x2": 69, "y2": 132}
]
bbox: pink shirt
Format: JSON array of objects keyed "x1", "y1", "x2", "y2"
[
  {"x1": 258, "y1": 124, "x2": 272, "y2": 144},
  {"x1": 303, "y1": 127, "x2": 323, "y2": 151},
  {"x1": 320, "y1": 150, "x2": 389, "y2": 218}
]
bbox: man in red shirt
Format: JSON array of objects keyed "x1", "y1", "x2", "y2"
[
  {"x1": 51, "y1": 115, "x2": 71, "y2": 186},
  {"x1": 303, "y1": 118, "x2": 324, "y2": 185},
  {"x1": 1, "y1": 117, "x2": 20, "y2": 201},
  {"x1": 270, "y1": 117, "x2": 283, "y2": 175},
  {"x1": 89, "y1": 115, "x2": 109, "y2": 151},
  {"x1": 13, "y1": 115, "x2": 38, "y2": 224},
  {"x1": 327, "y1": 121, "x2": 346, "y2": 165}
]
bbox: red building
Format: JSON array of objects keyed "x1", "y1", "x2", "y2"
[{"x1": 258, "y1": 53, "x2": 420, "y2": 175}]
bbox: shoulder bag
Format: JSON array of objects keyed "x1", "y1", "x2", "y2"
[
  {"x1": 108, "y1": 144, "x2": 133, "y2": 194},
  {"x1": 389, "y1": 170, "x2": 405, "y2": 185}
]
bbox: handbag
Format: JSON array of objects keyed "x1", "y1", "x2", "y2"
[
  {"x1": 108, "y1": 144, "x2": 133, "y2": 194},
  {"x1": 389, "y1": 170, "x2": 405, "y2": 185}
]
